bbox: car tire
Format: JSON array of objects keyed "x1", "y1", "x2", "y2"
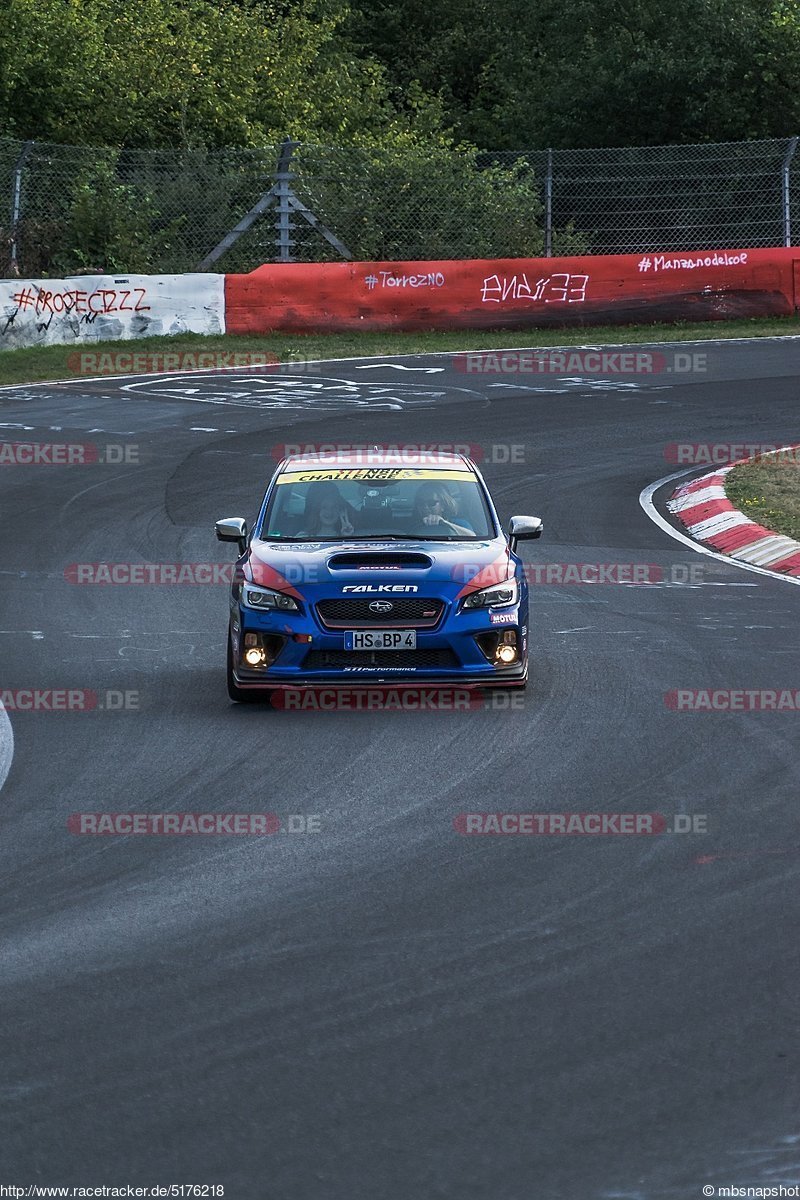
[{"x1": 227, "y1": 636, "x2": 269, "y2": 704}]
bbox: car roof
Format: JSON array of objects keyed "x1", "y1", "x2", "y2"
[{"x1": 278, "y1": 451, "x2": 474, "y2": 471}]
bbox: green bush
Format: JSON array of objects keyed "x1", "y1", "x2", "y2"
[
  {"x1": 288, "y1": 144, "x2": 589, "y2": 262},
  {"x1": 49, "y1": 159, "x2": 181, "y2": 275}
]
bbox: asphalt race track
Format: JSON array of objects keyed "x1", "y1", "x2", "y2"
[{"x1": 1, "y1": 339, "x2": 800, "y2": 1199}]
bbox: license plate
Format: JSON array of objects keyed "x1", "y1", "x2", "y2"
[{"x1": 344, "y1": 630, "x2": 417, "y2": 650}]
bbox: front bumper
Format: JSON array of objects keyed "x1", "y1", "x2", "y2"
[{"x1": 230, "y1": 601, "x2": 528, "y2": 690}]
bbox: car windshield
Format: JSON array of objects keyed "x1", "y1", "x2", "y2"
[{"x1": 260, "y1": 467, "x2": 495, "y2": 541}]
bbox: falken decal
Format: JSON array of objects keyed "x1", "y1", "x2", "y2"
[{"x1": 342, "y1": 584, "x2": 419, "y2": 593}]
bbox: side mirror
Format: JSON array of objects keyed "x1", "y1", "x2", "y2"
[
  {"x1": 216, "y1": 517, "x2": 248, "y2": 554},
  {"x1": 507, "y1": 515, "x2": 543, "y2": 553}
]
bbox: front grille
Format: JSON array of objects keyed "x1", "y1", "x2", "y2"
[
  {"x1": 303, "y1": 648, "x2": 460, "y2": 671},
  {"x1": 316, "y1": 597, "x2": 445, "y2": 629}
]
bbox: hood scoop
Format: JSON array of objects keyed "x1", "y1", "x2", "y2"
[{"x1": 327, "y1": 552, "x2": 432, "y2": 570}]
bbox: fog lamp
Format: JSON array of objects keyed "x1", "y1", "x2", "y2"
[{"x1": 494, "y1": 630, "x2": 519, "y2": 665}]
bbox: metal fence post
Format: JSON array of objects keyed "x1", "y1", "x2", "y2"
[
  {"x1": 782, "y1": 137, "x2": 798, "y2": 247},
  {"x1": 542, "y1": 148, "x2": 554, "y2": 256},
  {"x1": 9, "y1": 140, "x2": 33, "y2": 276},
  {"x1": 544, "y1": 149, "x2": 553, "y2": 257},
  {"x1": 197, "y1": 134, "x2": 350, "y2": 270},
  {"x1": 275, "y1": 137, "x2": 297, "y2": 262}
]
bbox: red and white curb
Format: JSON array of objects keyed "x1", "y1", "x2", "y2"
[{"x1": 666, "y1": 451, "x2": 800, "y2": 578}]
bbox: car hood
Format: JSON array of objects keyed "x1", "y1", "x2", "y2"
[{"x1": 245, "y1": 536, "x2": 515, "y2": 600}]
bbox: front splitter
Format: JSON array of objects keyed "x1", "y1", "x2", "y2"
[{"x1": 232, "y1": 667, "x2": 528, "y2": 691}]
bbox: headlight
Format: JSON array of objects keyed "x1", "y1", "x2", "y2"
[
  {"x1": 240, "y1": 584, "x2": 298, "y2": 612},
  {"x1": 462, "y1": 578, "x2": 518, "y2": 610}
]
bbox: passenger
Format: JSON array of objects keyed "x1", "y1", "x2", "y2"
[
  {"x1": 298, "y1": 481, "x2": 355, "y2": 537},
  {"x1": 412, "y1": 482, "x2": 474, "y2": 537}
]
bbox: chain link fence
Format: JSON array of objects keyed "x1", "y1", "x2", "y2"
[{"x1": 0, "y1": 133, "x2": 798, "y2": 276}]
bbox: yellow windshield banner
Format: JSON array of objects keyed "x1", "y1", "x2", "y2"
[{"x1": 277, "y1": 468, "x2": 475, "y2": 484}]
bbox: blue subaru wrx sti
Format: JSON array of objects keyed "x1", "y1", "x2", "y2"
[{"x1": 216, "y1": 452, "x2": 542, "y2": 702}]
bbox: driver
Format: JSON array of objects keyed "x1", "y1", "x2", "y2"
[{"x1": 412, "y1": 482, "x2": 474, "y2": 537}]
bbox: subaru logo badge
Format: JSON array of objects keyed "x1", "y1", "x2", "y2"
[{"x1": 369, "y1": 600, "x2": 394, "y2": 614}]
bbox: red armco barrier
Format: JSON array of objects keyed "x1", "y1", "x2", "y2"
[{"x1": 225, "y1": 248, "x2": 799, "y2": 334}]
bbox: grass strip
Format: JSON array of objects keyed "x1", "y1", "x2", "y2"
[{"x1": 725, "y1": 448, "x2": 800, "y2": 541}]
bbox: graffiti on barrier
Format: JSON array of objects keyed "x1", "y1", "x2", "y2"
[
  {"x1": 0, "y1": 274, "x2": 225, "y2": 350},
  {"x1": 10, "y1": 286, "x2": 151, "y2": 317},
  {"x1": 480, "y1": 272, "x2": 589, "y2": 305},
  {"x1": 364, "y1": 271, "x2": 446, "y2": 290}
]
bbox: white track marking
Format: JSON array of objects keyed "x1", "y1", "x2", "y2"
[
  {"x1": 0, "y1": 701, "x2": 14, "y2": 792},
  {"x1": 1, "y1": 333, "x2": 800, "y2": 391},
  {"x1": 355, "y1": 364, "x2": 444, "y2": 373},
  {"x1": 486, "y1": 379, "x2": 661, "y2": 392},
  {"x1": 639, "y1": 468, "x2": 800, "y2": 587}
]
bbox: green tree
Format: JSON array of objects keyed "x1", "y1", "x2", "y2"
[
  {"x1": 346, "y1": 0, "x2": 800, "y2": 148},
  {"x1": 0, "y1": 0, "x2": 439, "y2": 148}
]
